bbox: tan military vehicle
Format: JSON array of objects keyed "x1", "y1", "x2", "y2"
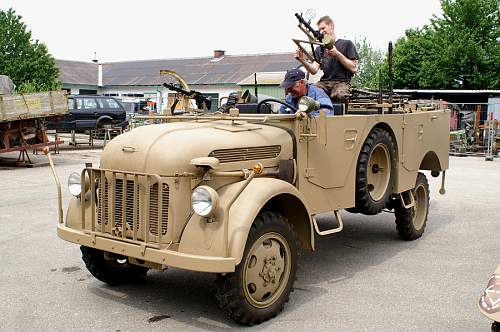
[{"x1": 45, "y1": 94, "x2": 449, "y2": 325}]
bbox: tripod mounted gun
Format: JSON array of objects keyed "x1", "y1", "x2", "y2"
[
  {"x1": 163, "y1": 83, "x2": 212, "y2": 112},
  {"x1": 292, "y1": 12, "x2": 334, "y2": 63}
]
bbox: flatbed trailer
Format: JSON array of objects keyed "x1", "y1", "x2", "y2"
[{"x1": 0, "y1": 91, "x2": 68, "y2": 160}]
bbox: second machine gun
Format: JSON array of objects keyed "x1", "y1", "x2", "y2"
[{"x1": 163, "y1": 83, "x2": 212, "y2": 113}]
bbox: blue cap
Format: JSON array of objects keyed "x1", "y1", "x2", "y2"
[{"x1": 280, "y1": 68, "x2": 305, "y2": 89}]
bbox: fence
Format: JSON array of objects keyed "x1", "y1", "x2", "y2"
[{"x1": 447, "y1": 102, "x2": 499, "y2": 159}]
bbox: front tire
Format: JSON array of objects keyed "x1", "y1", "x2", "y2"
[
  {"x1": 395, "y1": 172, "x2": 430, "y2": 240},
  {"x1": 80, "y1": 246, "x2": 149, "y2": 286},
  {"x1": 215, "y1": 211, "x2": 298, "y2": 326}
]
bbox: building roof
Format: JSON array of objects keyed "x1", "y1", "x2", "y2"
[
  {"x1": 56, "y1": 59, "x2": 98, "y2": 85},
  {"x1": 100, "y1": 52, "x2": 297, "y2": 86},
  {"x1": 238, "y1": 72, "x2": 287, "y2": 85}
]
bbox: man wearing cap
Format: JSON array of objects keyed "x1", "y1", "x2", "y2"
[
  {"x1": 279, "y1": 68, "x2": 333, "y2": 115},
  {"x1": 295, "y1": 15, "x2": 358, "y2": 112}
]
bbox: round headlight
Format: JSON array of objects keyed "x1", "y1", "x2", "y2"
[
  {"x1": 298, "y1": 96, "x2": 320, "y2": 113},
  {"x1": 191, "y1": 186, "x2": 219, "y2": 217},
  {"x1": 68, "y1": 172, "x2": 82, "y2": 197}
]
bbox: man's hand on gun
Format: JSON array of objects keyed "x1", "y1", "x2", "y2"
[
  {"x1": 295, "y1": 46, "x2": 339, "y2": 63},
  {"x1": 324, "y1": 46, "x2": 339, "y2": 57},
  {"x1": 295, "y1": 48, "x2": 304, "y2": 61}
]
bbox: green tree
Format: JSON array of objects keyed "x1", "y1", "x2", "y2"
[
  {"x1": 352, "y1": 37, "x2": 385, "y2": 89},
  {"x1": 0, "y1": 8, "x2": 60, "y2": 93},
  {"x1": 388, "y1": 0, "x2": 499, "y2": 89},
  {"x1": 425, "y1": 0, "x2": 499, "y2": 88}
]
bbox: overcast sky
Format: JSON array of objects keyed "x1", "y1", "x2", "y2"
[{"x1": 2, "y1": 0, "x2": 443, "y2": 63}]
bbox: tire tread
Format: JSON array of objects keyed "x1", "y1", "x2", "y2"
[
  {"x1": 395, "y1": 172, "x2": 430, "y2": 241},
  {"x1": 214, "y1": 211, "x2": 298, "y2": 326}
]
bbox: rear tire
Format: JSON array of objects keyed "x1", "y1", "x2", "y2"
[
  {"x1": 214, "y1": 211, "x2": 298, "y2": 326},
  {"x1": 395, "y1": 172, "x2": 430, "y2": 240},
  {"x1": 355, "y1": 128, "x2": 396, "y2": 215},
  {"x1": 80, "y1": 246, "x2": 149, "y2": 286}
]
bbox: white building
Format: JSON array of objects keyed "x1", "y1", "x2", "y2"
[{"x1": 56, "y1": 50, "x2": 298, "y2": 113}]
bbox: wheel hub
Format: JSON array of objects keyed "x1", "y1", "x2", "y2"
[
  {"x1": 259, "y1": 256, "x2": 281, "y2": 287},
  {"x1": 243, "y1": 233, "x2": 290, "y2": 308},
  {"x1": 367, "y1": 143, "x2": 391, "y2": 201}
]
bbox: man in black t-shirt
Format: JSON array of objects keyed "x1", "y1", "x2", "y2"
[{"x1": 295, "y1": 15, "x2": 358, "y2": 110}]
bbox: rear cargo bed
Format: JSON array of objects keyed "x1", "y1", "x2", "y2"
[{"x1": 0, "y1": 91, "x2": 68, "y2": 122}]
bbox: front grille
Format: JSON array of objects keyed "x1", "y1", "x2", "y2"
[
  {"x1": 149, "y1": 183, "x2": 169, "y2": 236},
  {"x1": 94, "y1": 170, "x2": 169, "y2": 241},
  {"x1": 113, "y1": 179, "x2": 139, "y2": 232},
  {"x1": 208, "y1": 145, "x2": 281, "y2": 163}
]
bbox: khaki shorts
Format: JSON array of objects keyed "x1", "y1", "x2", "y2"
[{"x1": 314, "y1": 81, "x2": 352, "y2": 103}]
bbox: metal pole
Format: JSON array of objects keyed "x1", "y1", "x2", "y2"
[
  {"x1": 485, "y1": 111, "x2": 495, "y2": 161},
  {"x1": 254, "y1": 73, "x2": 258, "y2": 99},
  {"x1": 388, "y1": 42, "x2": 393, "y2": 114},
  {"x1": 42, "y1": 147, "x2": 63, "y2": 224}
]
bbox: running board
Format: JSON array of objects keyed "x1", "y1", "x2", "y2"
[{"x1": 312, "y1": 210, "x2": 343, "y2": 236}]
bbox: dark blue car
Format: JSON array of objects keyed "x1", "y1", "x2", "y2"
[{"x1": 46, "y1": 95, "x2": 127, "y2": 131}]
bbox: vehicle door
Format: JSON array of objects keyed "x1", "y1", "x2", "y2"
[
  {"x1": 73, "y1": 97, "x2": 99, "y2": 129},
  {"x1": 297, "y1": 115, "x2": 371, "y2": 212}
]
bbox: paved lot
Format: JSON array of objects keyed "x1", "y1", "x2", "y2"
[{"x1": 0, "y1": 149, "x2": 498, "y2": 331}]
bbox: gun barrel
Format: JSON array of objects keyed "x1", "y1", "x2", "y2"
[{"x1": 294, "y1": 13, "x2": 321, "y2": 40}]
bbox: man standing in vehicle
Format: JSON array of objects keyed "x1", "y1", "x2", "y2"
[
  {"x1": 295, "y1": 15, "x2": 358, "y2": 114},
  {"x1": 279, "y1": 68, "x2": 333, "y2": 115}
]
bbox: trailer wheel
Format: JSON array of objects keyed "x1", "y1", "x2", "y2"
[
  {"x1": 395, "y1": 172, "x2": 430, "y2": 240},
  {"x1": 80, "y1": 246, "x2": 149, "y2": 286},
  {"x1": 355, "y1": 128, "x2": 396, "y2": 215},
  {"x1": 215, "y1": 211, "x2": 298, "y2": 326}
]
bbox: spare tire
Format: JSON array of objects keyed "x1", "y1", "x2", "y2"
[{"x1": 354, "y1": 128, "x2": 396, "y2": 215}]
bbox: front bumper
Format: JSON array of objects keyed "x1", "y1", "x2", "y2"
[{"x1": 58, "y1": 224, "x2": 235, "y2": 273}]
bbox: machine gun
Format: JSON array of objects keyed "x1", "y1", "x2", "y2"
[
  {"x1": 163, "y1": 83, "x2": 212, "y2": 112},
  {"x1": 293, "y1": 11, "x2": 334, "y2": 64}
]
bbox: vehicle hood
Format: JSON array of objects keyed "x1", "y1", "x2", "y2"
[{"x1": 100, "y1": 120, "x2": 293, "y2": 175}]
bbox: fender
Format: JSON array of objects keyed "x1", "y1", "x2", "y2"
[{"x1": 179, "y1": 177, "x2": 314, "y2": 265}]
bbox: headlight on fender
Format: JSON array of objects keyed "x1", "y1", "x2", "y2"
[
  {"x1": 68, "y1": 172, "x2": 82, "y2": 197},
  {"x1": 191, "y1": 185, "x2": 219, "y2": 217}
]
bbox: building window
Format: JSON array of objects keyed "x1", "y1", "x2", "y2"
[
  {"x1": 122, "y1": 93, "x2": 144, "y2": 97},
  {"x1": 79, "y1": 89, "x2": 97, "y2": 95}
]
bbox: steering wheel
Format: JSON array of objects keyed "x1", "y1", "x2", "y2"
[{"x1": 256, "y1": 98, "x2": 298, "y2": 114}]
